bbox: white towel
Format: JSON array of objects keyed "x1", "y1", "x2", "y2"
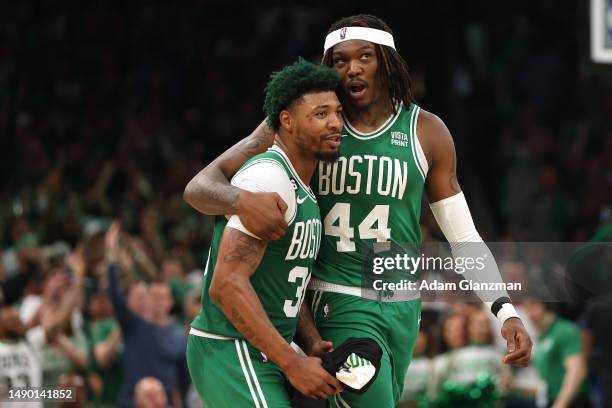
[{"x1": 335, "y1": 353, "x2": 376, "y2": 390}]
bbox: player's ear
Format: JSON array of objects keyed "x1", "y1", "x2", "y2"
[{"x1": 279, "y1": 110, "x2": 292, "y2": 132}]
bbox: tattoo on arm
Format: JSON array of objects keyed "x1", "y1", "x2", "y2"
[
  {"x1": 212, "y1": 227, "x2": 288, "y2": 358},
  {"x1": 206, "y1": 169, "x2": 241, "y2": 207},
  {"x1": 212, "y1": 285, "x2": 267, "y2": 349},
  {"x1": 295, "y1": 304, "x2": 320, "y2": 353},
  {"x1": 237, "y1": 130, "x2": 275, "y2": 160},
  {"x1": 231, "y1": 307, "x2": 266, "y2": 349},
  {"x1": 297, "y1": 316, "x2": 314, "y2": 350},
  {"x1": 222, "y1": 229, "x2": 266, "y2": 268},
  {"x1": 184, "y1": 123, "x2": 274, "y2": 215},
  {"x1": 214, "y1": 129, "x2": 274, "y2": 207}
]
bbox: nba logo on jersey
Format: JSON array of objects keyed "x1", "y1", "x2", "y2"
[
  {"x1": 290, "y1": 178, "x2": 298, "y2": 190},
  {"x1": 324, "y1": 303, "x2": 330, "y2": 319},
  {"x1": 340, "y1": 27, "x2": 347, "y2": 39}
]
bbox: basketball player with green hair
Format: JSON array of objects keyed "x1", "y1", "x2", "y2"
[
  {"x1": 187, "y1": 59, "x2": 344, "y2": 407},
  {"x1": 185, "y1": 15, "x2": 532, "y2": 407}
]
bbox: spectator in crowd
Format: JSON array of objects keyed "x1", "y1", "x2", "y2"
[
  {"x1": 105, "y1": 222, "x2": 187, "y2": 408},
  {"x1": 525, "y1": 301, "x2": 591, "y2": 408},
  {"x1": 56, "y1": 372, "x2": 88, "y2": 408},
  {"x1": 429, "y1": 314, "x2": 468, "y2": 399},
  {"x1": 1, "y1": 222, "x2": 44, "y2": 306},
  {"x1": 430, "y1": 311, "x2": 510, "y2": 405},
  {"x1": 181, "y1": 289, "x2": 204, "y2": 408},
  {"x1": 38, "y1": 268, "x2": 88, "y2": 396},
  {"x1": 465, "y1": 310, "x2": 512, "y2": 389},
  {"x1": 162, "y1": 257, "x2": 191, "y2": 320},
  {"x1": 134, "y1": 377, "x2": 169, "y2": 408},
  {"x1": 399, "y1": 326, "x2": 433, "y2": 408},
  {"x1": 581, "y1": 295, "x2": 612, "y2": 408},
  {"x1": 0, "y1": 2, "x2": 609, "y2": 407},
  {"x1": 0, "y1": 249, "x2": 84, "y2": 408},
  {"x1": 88, "y1": 290, "x2": 123, "y2": 407},
  {"x1": 182, "y1": 288, "x2": 201, "y2": 328},
  {"x1": 126, "y1": 281, "x2": 152, "y2": 321}
]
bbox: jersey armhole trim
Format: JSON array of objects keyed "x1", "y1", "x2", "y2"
[
  {"x1": 287, "y1": 204, "x2": 297, "y2": 226},
  {"x1": 410, "y1": 105, "x2": 429, "y2": 180},
  {"x1": 267, "y1": 146, "x2": 316, "y2": 201},
  {"x1": 343, "y1": 101, "x2": 404, "y2": 140}
]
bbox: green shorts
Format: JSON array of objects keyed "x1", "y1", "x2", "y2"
[
  {"x1": 307, "y1": 290, "x2": 421, "y2": 408},
  {"x1": 187, "y1": 334, "x2": 291, "y2": 408}
]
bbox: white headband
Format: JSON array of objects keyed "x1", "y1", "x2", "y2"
[{"x1": 323, "y1": 27, "x2": 396, "y2": 53}]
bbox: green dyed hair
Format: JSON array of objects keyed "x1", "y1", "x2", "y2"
[{"x1": 264, "y1": 58, "x2": 340, "y2": 130}]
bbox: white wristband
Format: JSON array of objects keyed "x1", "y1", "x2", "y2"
[{"x1": 497, "y1": 303, "x2": 520, "y2": 324}]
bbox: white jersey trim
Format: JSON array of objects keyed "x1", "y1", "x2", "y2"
[
  {"x1": 409, "y1": 105, "x2": 428, "y2": 181},
  {"x1": 413, "y1": 106, "x2": 429, "y2": 177},
  {"x1": 267, "y1": 145, "x2": 317, "y2": 201},
  {"x1": 189, "y1": 327, "x2": 236, "y2": 340},
  {"x1": 202, "y1": 247, "x2": 212, "y2": 277},
  {"x1": 343, "y1": 102, "x2": 403, "y2": 140}
]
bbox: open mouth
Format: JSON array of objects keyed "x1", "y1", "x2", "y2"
[
  {"x1": 348, "y1": 81, "x2": 367, "y2": 99},
  {"x1": 324, "y1": 134, "x2": 341, "y2": 149}
]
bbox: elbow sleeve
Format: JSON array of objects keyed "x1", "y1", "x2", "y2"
[{"x1": 429, "y1": 192, "x2": 519, "y2": 322}]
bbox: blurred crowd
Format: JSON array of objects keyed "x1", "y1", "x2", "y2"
[
  {"x1": 0, "y1": 0, "x2": 611, "y2": 407},
  {"x1": 398, "y1": 300, "x2": 606, "y2": 408}
]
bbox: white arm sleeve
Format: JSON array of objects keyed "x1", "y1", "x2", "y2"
[
  {"x1": 226, "y1": 161, "x2": 296, "y2": 240},
  {"x1": 429, "y1": 192, "x2": 519, "y2": 323}
]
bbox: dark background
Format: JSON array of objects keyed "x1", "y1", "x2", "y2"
[
  {"x1": 0, "y1": 1, "x2": 611, "y2": 407},
  {"x1": 1, "y1": 0, "x2": 610, "y2": 248}
]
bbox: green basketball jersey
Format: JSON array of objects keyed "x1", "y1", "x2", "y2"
[
  {"x1": 191, "y1": 147, "x2": 321, "y2": 343},
  {"x1": 312, "y1": 102, "x2": 426, "y2": 287}
]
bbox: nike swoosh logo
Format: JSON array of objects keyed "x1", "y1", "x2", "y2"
[{"x1": 296, "y1": 195, "x2": 307, "y2": 204}]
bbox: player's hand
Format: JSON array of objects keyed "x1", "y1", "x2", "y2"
[
  {"x1": 501, "y1": 317, "x2": 532, "y2": 367},
  {"x1": 234, "y1": 190, "x2": 288, "y2": 241},
  {"x1": 284, "y1": 355, "x2": 343, "y2": 399},
  {"x1": 306, "y1": 339, "x2": 334, "y2": 359}
]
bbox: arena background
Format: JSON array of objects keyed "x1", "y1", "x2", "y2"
[{"x1": 0, "y1": 1, "x2": 610, "y2": 407}]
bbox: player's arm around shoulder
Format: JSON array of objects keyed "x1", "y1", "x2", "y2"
[
  {"x1": 183, "y1": 120, "x2": 289, "y2": 240},
  {"x1": 226, "y1": 159, "x2": 297, "y2": 236}
]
